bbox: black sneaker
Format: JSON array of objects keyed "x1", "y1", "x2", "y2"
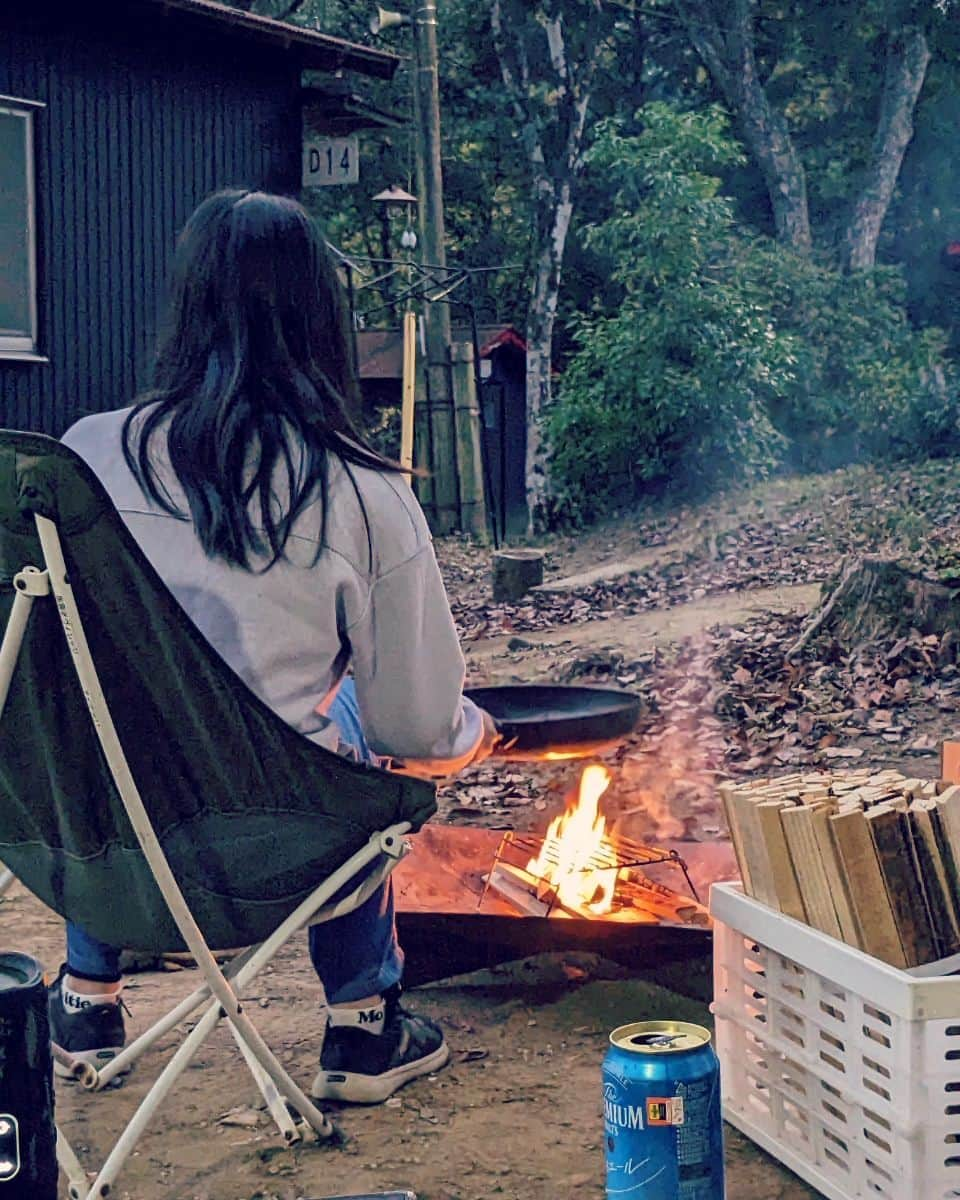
[
  {"x1": 47, "y1": 966, "x2": 127, "y2": 1078},
  {"x1": 312, "y1": 985, "x2": 449, "y2": 1104}
]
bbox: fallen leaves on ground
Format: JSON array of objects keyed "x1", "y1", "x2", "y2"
[
  {"x1": 440, "y1": 459, "x2": 960, "y2": 643},
  {"x1": 438, "y1": 457, "x2": 960, "y2": 842},
  {"x1": 443, "y1": 615, "x2": 960, "y2": 844}
]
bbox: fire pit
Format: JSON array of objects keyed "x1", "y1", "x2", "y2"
[
  {"x1": 393, "y1": 761, "x2": 739, "y2": 989},
  {"x1": 482, "y1": 764, "x2": 703, "y2": 921}
]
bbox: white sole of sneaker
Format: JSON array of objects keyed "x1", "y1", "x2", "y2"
[
  {"x1": 311, "y1": 1041, "x2": 450, "y2": 1104},
  {"x1": 54, "y1": 1047, "x2": 129, "y2": 1081}
]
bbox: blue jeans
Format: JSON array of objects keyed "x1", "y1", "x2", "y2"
[{"x1": 66, "y1": 679, "x2": 404, "y2": 1005}]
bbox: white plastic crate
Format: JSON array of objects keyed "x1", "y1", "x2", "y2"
[{"x1": 711, "y1": 882, "x2": 960, "y2": 1200}]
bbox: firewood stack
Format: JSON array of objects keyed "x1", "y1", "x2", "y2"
[{"x1": 720, "y1": 746, "x2": 960, "y2": 968}]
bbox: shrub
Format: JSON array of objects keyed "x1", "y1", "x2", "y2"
[
  {"x1": 548, "y1": 102, "x2": 960, "y2": 524},
  {"x1": 548, "y1": 104, "x2": 794, "y2": 521},
  {"x1": 739, "y1": 242, "x2": 959, "y2": 467}
]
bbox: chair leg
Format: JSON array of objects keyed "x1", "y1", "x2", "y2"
[
  {"x1": 51, "y1": 1042, "x2": 98, "y2": 1089},
  {"x1": 229, "y1": 1022, "x2": 303, "y2": 1145},
  {"x1": 85, "y1": 995, "x2": 230, "y2": 1198},
  {"x1": 0, "y1": 867, "x2": 15, "y2": 899},
  {"x1": 72, "y1": 840, "x2": 408, "y2": 1194},
  {"x1": 91, "y1": 946, "x2": 258, "y2": 1091},
  {"x1": 85, "y1": 985, "x2": 336, "y2": 1200},
  {"x1": 56, "y1": 1127, "x2": 88, "y2": 1200}
]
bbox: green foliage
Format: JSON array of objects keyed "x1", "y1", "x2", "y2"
[
  {"x1": 225, "y1": 0, "x2": 960, "y2": 531},
  {"x1": 741, "y1": 241, "x2": 958, "y2": 466},
  {"x1": 548, "y1": 105, "x2": 793, "y2": 521},
  {"x1": 548, "y1": 101, "x2": 960, "y2": 523}
]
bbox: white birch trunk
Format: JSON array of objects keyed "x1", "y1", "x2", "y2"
[
  {"x1": 490, "y1": 0, "x2": 602, "y2": 532},
  {"x1": 525, "y1": 189, "x2": 573, "y2": 529}
]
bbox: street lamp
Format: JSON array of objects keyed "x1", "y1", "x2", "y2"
[
  {"x1": 371, "y1": 183, "x2": 418, "y2": 215},
  {"x1": 372, "y1": 184, "x2": 418, "y2": 250}
]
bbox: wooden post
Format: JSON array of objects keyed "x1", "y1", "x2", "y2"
[
  {"x1": 413, "y1": 340, "x2": 435, "y2": 518},
  {"x1": 400, "y1": 309, "x2": 416, "y2": 481},
  {"x1": 450, "y1": 341, "x2": 488, "y2": 539},
  {"x1": 942, "y1": 740, "x2": 960, "y2": 784}
]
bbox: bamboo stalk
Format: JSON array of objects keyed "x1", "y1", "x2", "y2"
[{"x1": 400, "y1": 308, "x2": 416, "y2": 481}]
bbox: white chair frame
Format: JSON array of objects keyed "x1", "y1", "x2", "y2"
[{"x1": 0, "y1": 512, "x2": 413, "y2": 1200}]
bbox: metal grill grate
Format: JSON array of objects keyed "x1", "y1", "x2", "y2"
[{"x1": 479, "y1": 829, "x2": 700, "y2": 920}]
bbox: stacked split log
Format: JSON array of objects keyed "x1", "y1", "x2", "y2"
[{"x1": 720, "y1": 753, "x2": 960, "y2": 968}]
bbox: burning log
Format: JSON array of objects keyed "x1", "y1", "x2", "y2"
[
  {"x1": 389, "y1": 761, "x2": 737, "y2": 988},
  {"x1": 482, "y1": 765, "x2": 709, "y2": 927}
]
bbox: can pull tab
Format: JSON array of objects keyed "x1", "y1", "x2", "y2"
[
  {"x1": 0, "y1": 1114, "x2": 20, "y2": 1181},
  {"x1": 629, "y1": 1033, "x2": 681, "y2": 1048}
]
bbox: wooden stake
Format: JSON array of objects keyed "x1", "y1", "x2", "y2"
[
  {"x1": 780, "y1": 805, "x2": 842, "y2": 939},
  {"x1": 909, "y1": 799, "x2": 960, "y2": 956},
  {"x1": 756, "y1": 800, "x2": 806, "y2": 922},
  {"x1": 864, "y1": 805, "x2": 936, "y2": 967},
  {"x1": 809, "y1": 805, "x2": 861, "y2": 948},
  {"x1": 400, "y1": 309, "x2": 417, "y2": 481},
  {"x1": 449, "y1": 341, "x2": 488, "y2": 538},
  {"x1": 943, "y1": 741, "x2": 960, "y2": 785}
]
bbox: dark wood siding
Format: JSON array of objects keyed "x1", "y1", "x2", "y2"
[{"x1": 0, "y1": 3, "x2": 302, "y2": 435}]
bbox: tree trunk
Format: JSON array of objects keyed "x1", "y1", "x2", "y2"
[
  {"x1": 843, "y1": 26, "x2": 930, "y2": 271},
  {"x1": 490, "y1": 0, "x2": 603, "y2": 533},
  {"x1": 491, "y1": 548, "x2": 545, "y2": 601},
  {"x1": 677, "y1": 0, "x2": 812, "y2": 253},
  {"x1": 525, "y1": 183, "x2": 573, "y2": 529},
  {"x1": 789, "y1": 557, "x2": 960, "y2": 657},
  {"x1": 732, "y1": 67, "x2": 812, "y2": 252}
]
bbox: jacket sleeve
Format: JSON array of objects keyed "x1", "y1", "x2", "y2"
[{"x1": 345, "y1": 541, "x2": 484, "y2": 774}]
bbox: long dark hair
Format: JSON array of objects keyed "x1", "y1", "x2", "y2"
[{"x1": 123, "y1": 188, "x2": 399, "y2": 570}]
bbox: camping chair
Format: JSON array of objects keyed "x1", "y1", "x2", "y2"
[{"x1": 0, "y1": 430, "x2": 437, "y2": 1200}]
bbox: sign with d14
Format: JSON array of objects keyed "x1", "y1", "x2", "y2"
[{"x1": 302, "y1": 136, "x2": 359, "y2": 188}]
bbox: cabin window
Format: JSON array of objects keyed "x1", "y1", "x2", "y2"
[{"x1": 0, "y1": 98, "x2": 40, "y2": 358}]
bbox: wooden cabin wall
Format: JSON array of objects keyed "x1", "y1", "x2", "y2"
[{"x1": 0, "y1": 3, "x2": 302, "y2": 434}]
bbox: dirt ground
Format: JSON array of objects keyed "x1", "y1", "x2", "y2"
[
  {"x1": 4, "y1": 878, "x2": 819, "y2": 1200},
  {"x1": 16, "y1": 468, "x2": 946, "y2": 1200}
]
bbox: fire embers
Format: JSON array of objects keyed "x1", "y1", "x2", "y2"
[{"x1": 482, "y1": 764, "x2": 709, "y2": 926}]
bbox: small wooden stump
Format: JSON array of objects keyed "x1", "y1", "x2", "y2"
[{"x1": 492, "y1": 549, "x2": 545, "y2": 603}]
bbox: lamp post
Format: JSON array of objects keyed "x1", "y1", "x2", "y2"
[{"x1": 371, "y1": 4, "x2": 459, "y2": 534}]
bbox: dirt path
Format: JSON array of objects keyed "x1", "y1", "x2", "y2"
[
  {"x1": 466, "y1": 582, "x2": 821, "y2": 684},
  {"x1": 2, "y1": 878, "x2": 818, "y2": 1200}
]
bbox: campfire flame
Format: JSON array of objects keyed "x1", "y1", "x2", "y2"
[{"x1": 525, "y1": 764, "x2": 619, "y2": 915}]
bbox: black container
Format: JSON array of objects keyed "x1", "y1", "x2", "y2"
[{"x1": 0, "y1": 953, "x2": 56, "y2": 1199}]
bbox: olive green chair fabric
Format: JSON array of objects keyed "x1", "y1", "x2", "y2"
[{"x1": 0, "y1": 430, "x2": 436, "y2": 953}]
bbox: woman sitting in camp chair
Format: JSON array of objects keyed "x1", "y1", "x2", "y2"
[{"x1": 53, "y1": 188, "x2": 497, "y2": 1106}]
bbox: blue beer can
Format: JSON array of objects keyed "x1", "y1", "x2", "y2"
[{"x1": 602, "y1": 1020, "x2": 724, "y2": 1200}]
